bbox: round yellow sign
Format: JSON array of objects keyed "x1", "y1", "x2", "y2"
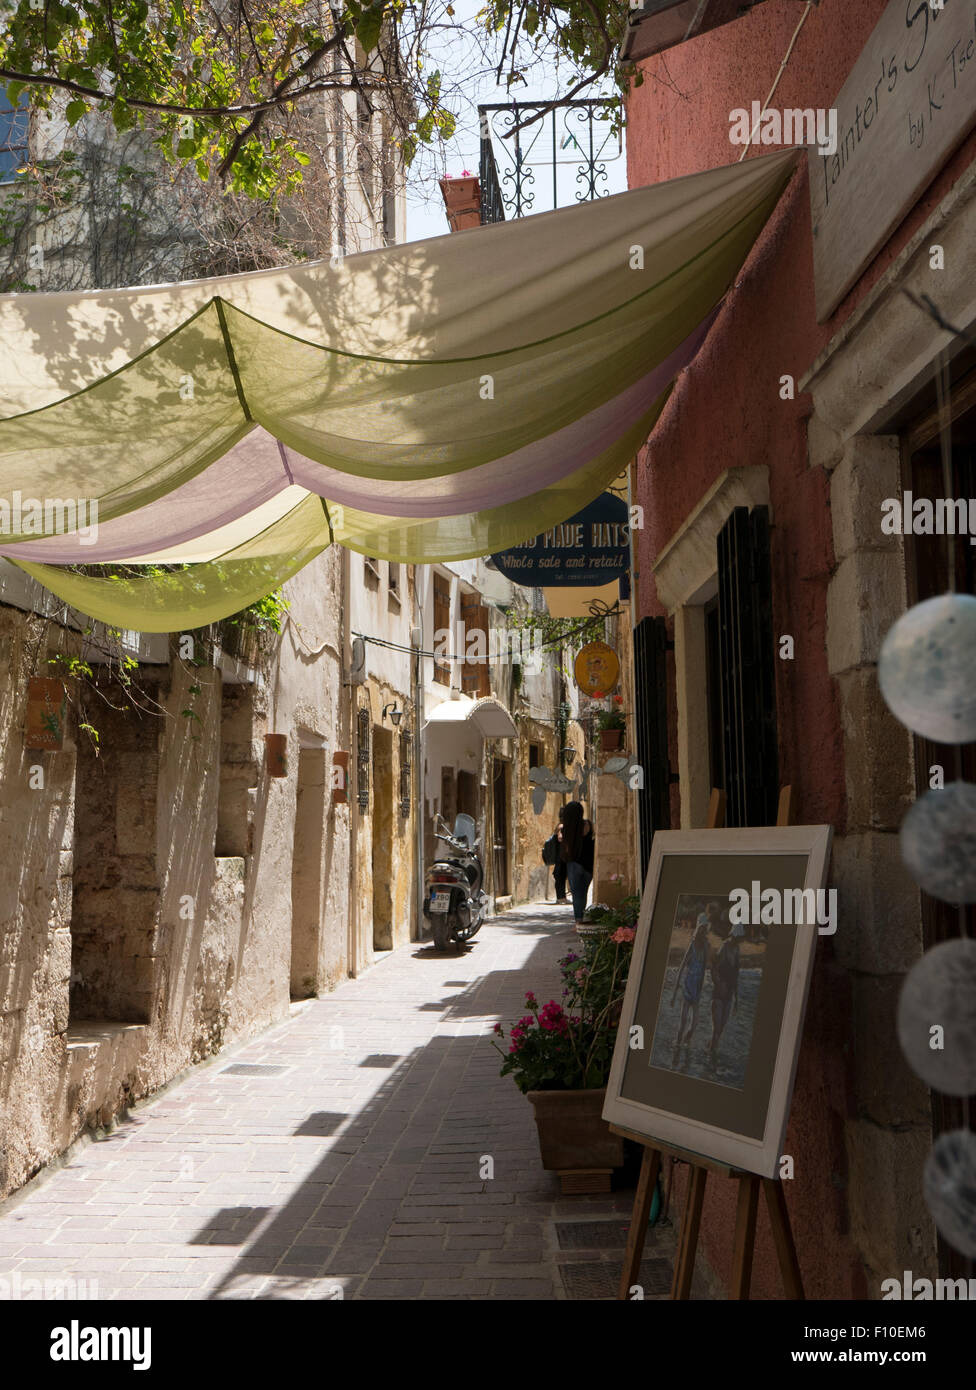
[{"x1": 574, "y1": 641, "x2": 620, "y2": 697}]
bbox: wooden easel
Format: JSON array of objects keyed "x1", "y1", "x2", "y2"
[{"x1": 612, "y1": 784, "x2": 803, "y2": 1301}]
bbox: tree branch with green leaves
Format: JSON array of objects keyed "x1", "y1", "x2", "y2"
[{"x1": 0, "y1": 0, "x2": 637, "y2": 198}]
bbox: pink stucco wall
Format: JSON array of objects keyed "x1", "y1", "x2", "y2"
[{"x1": 627, "y1": 0, "x2": 976, "y2": 1298}]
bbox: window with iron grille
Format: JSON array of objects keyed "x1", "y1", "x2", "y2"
[
  {"x1": 399, "y1": 729, "x2": 411, "y2": 817},
  {"x1": 357, "y1": 708, "x2": 370, "y2": 809}
]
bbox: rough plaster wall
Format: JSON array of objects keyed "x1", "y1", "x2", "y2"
[
  {"x1": 0, "y1": 544, "x2": 350, "y2": 1198},
  {"x1": 222, "y1": 548, "x2": 347, "y2": 1038},
  {"x1": 593, "y1": 613, "x2": 638, "y2": 905},
  {"x1": 0, "y1": 607, "x2": 75, "y2": 1195},
  {"x1": 623, "y1": 0, "x2": 974, "y2": 1298},
  {"x1": 354, "y1": 676, "x2": 416, "y2": 971},
  {"x1": 71, "y1": 678, "x2": 166, "y2": 1025},
  {"x1": 625, "y1": 0, "x2": 858, "y2": 1298},
  {"x1": 513, "y1": 718, "x2": 559, "y2": 904}
]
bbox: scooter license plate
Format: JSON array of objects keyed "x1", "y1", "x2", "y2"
[{"x1": 430, "y1": 892, "x2": 451, "y2": 913}]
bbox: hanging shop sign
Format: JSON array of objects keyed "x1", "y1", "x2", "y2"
[
  {"x1": 809, "y1": 1, "x2": 976, "y2": 321},
  {"x1": 490, "y1": 492, "x2": 630, "y2": 587},
  {"x1": 574, "y1": 641, "x2": 621, "y2": 697}
]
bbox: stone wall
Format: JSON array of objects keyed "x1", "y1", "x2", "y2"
[
  {"x1": 512, "y1": 716, "x2": 560, "y2": 905},
  {"x1": 592, "y1": 607, "x2": 638, "y2": 907},
  {"x1": 0, "y1": 546, "x2": 352, "y2": 1200}
]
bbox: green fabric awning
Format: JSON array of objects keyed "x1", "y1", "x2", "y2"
[{"x1": 0, "y1": 149, "x2": 798, "y2": 630}]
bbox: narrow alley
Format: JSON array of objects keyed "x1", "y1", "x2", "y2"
[{"x1": 0, "y1": 905, "x2": 707, "y2": 1302}]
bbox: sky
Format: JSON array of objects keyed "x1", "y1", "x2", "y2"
[{"x1": 403, "y1": 0, "x2": 628, "y2": 245}]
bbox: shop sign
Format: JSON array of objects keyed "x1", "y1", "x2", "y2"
[
  {"x1": 809, "y1": 0, "x2": 976, "y2": 321},
  {"x1": 574, "y1": 641, "x2": 621, "y2": 696},
  {"x1": 490, "y1": 492, "x2": 630, "y2": 587}
]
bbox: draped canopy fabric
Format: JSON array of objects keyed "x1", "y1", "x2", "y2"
[{"x1": 0, "y1": 149, "x2": 797, "y2": 631}]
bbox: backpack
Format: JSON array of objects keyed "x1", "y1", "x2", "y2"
[{"x1": 542, "y1": 833, "x2": 559, "y2": 867}]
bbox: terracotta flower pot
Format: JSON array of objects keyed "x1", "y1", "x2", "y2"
[
  {"x1": 439, "y1": 176, "x2": 481, "y2": 231},
  {"x1": 599, "y1": 728, "x2": 623, "y2": 751},
  {"x1": 525, "y1": 1086, "x2": 624, "y2": 1174}
]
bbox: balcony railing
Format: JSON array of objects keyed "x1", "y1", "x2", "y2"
[{"x1": 478, "y1": 99, "x2": 623, "y2": 224}]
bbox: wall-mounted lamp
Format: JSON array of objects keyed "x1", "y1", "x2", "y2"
[
  {"x1": 382, "y1": 702, "x2": 403, "y2": 727},
  {"x1": 561, "y1": 747, "x2": 577, "y2": 765}
]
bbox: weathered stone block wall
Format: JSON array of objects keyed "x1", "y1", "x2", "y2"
[
  {"x1": 0, "y1": 606, "x2": 78, "y2": 1194},
  {"x1": 0, "y1": 545, "x2": 351, "y2": 1200},
  {"x1": 593, "y1": 608, "x2": 638, "y2": 907},
  {"x1": 71, "y1": 679, "x2": 165, "y2": 1025},
  {"x1": 352, "y1": 676, "x2": 416, "y2": 969},
  {"x1": 512, "y1": 717, "x2": 560, "y2": 904}
]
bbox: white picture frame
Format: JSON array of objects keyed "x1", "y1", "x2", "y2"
[{"x1": 603, "y1": 825, "x2": 833, "y2": 1177}]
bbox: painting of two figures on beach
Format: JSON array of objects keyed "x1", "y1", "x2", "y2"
[{"x1": 650, "y1": 894, "x2": 766, "y2": 1091}]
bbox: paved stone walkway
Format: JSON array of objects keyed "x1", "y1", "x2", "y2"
[{"x1": 0, "y1": 903, "x2": 711, "y2": 1301}]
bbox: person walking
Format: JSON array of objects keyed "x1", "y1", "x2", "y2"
[
  {"x1": 559, "y1": 801, "x2": 594, "y2": 928},
  {"x1": 552, "y1": 808, "x2": 569, "y2": 902},
  {"x1": 542, "y1": 811, "x2": 568, "y2": 902}
]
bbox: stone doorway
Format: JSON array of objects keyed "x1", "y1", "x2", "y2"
[
  {"x1": 290, "y1": 746, "x2": 328, "y2": 999},
  {"x1": 371, "y1": 724, "x2": 394, "y2": 950},
  {"x1": 70, "y1": 689, "x2": 161, "y2": 1025}
]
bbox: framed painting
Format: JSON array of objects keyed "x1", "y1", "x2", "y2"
[{"x1": 603, "y1": 826, "x2": 833, "y2": 1177}]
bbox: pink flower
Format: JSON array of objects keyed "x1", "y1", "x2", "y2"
[
  {"x1": 492, "y1": 1022, "x2": 503, "y2": 1034},
  {"x1": 538, "y1": 1000, "x2": 569, "y2": 1035},
  {"x1": 611, "y1": 926, "x2": 636, "y2": 944},
  {"x1": 575, "y1": 967, "x2": 588, "y2": 983}
]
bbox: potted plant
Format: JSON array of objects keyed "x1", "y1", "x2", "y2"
[
  {"x1": 595, "y1": 694, "x2": 626, "y2": 751},
  {"x1": 491, "y1": 915, "x2": 638, "y2": 1192}
]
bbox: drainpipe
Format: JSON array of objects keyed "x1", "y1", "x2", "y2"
[
  {"x1": 412, "y1": 571, "x2": 425, "y2": 940},
  {"x1": 342, "y1": 543, "x2": 360, "y2": 977},
  {"x1": 627, "y1": 463, "x2": 641, "y2": 894}
]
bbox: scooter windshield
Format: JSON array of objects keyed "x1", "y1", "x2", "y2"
[{"x1": 453, "y1": 814, "x2": 477, "y2": 849}]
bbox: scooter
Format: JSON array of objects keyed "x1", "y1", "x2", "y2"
[{"x1": 423, "y1": 812, "x2": 489, "y2": 952}]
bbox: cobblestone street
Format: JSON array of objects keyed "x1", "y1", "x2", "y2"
[{"x1": 0, "y1": 903, "x2": 710, "y2": 1302}]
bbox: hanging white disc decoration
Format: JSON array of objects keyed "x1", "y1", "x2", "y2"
[
  {"x1": 897, "y1": 938, "x2": 976, "y2": 1094},
  {"x1": 900, "y1": 783, "x2": 976, "y2": 903},
  {"x1": 923, "y1": 1130, "x2": 976, "y2": 1259},
  {"x1": 878, "y1": 593, "x2": 976, "y2": 743}
]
